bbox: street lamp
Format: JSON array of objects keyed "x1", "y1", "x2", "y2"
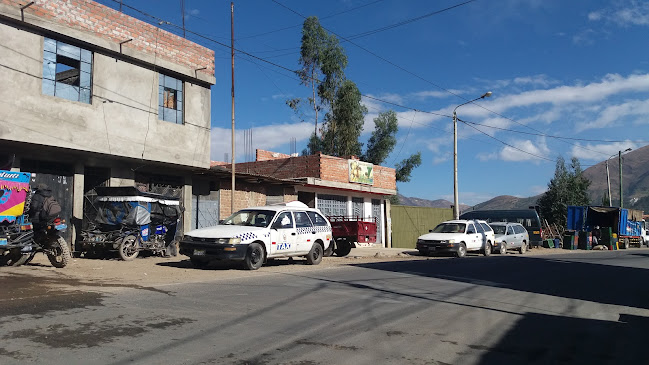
[
  {"x1": 605, "y1": 148, "x2": 631, "y2": 207},
  {"x1": 453, "y1": 91, "x2": 492, "y2": 219}
]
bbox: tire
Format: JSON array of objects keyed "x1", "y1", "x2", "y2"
[
  {"x1": 483, "y1": 241, "x2": 492, "y2": 257},
  {"x1": 519, "y1": 242, "x2": 527, "y2": 254},
  {"x1": 306, "y1": 243, "x2": 323, "y2": 265},
  {"x1": 243, "y1": 242, "x2": 265, "y2": 270},
  {"x1": 623, "y1": 238, "x2": 630, "y2": 250},
  {"x1": 456, "y1": 243, "x2": 467, "y2": 258},
  {"x1": 7, "y1": 250, "x2": 29, "y2": 266},
  {"x1": 190, "y1": 257, "x2": 209, "y2": 269},
  {"x1": 499, "y1": 242, "x2": 507, "y2": 255},
  {"x1": 118, "y1": 235, "x2": 139, "y2": 261},
  {"x1": 47, "y1": 237, "x2": 71, "y2": 268},
  {"x1": 334, "y1": 240, "x2": 352, "y2": 257},
  {"x1": 323, "y1": 241, "x2": 335, "y2": 257}
]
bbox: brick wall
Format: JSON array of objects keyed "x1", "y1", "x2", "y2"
[
  {"x1": 256, "y1": 149, "x2": 291, "y2": 161},
  {"x1": 230, "y1": 149, "x2": 396, "y2": 191},
  {"x1": 2, "y1": 0, "x2": 214, "y2": 77},
  {"x1": 233, "y1": 154, "x2": 322, "y2": 180},
  {"x1": 218, "y1": 181, "x2": 297, "y2": 217}
]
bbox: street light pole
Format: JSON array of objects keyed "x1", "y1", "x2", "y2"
[
  {"x1": 453, "y1": 91, "x2": 492, "y2": 219},
  {"x1": 605, "y1": 148, "x2": 631, "y2": 207}
]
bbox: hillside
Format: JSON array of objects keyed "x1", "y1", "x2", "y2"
[
  {"x1": 402, "y1": 144, "x2": 649, "y2": 212},
  {"x1": 396, "y1": 194, "x2": 470, "y2": 211}
]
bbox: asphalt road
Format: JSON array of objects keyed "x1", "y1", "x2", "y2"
[{"x1": 2, "y1": 249, "x2": 649, "y2": 364}]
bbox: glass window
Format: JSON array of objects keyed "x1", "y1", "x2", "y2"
[
  {"x1": 515, "y1": 225, "x2": 527, "y2": 234},
  {"x1": 273, "y1": 212, "x2": 294, "y2": 229},
  {"x1": 432, "y1": 223, "x2": 466, "y2": 234},
  {"x1": 491, "y1": 225, "x2": 506, "y2": 235},
  {"x1": 42, "y1": 38, "x2": 92, "y2": 104},
  {"x1": 480, "y1": 223, "x2": 492, "y2": 232},
  {"x1": 306, "y1": 211, "x2": 328, "y2": 226},
  {"x1": 159, "y1": 73, "x2": 183, "y2": 124},
  {"x1": 294, "y1": 211, "x2": 313, "y2": 228},
  {"x1": 475, "y1": 222, "x2": 485, "y2": 233},
  {"x1": 507, "y1": 226, "x2": 515, "y2": 235},
  {"x1": 221, "y1": 209, "x2": 275, "y2": 227},
  {"x1": 467, "y1": 223, "x2": 476, "y2": 233}
]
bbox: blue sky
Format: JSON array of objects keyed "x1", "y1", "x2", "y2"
[{"x1": 98, "y1": 0, "x2": 649, "y2": 205}]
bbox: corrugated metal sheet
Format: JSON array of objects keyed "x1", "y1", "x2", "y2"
[{"x1": 391, "y1": 206, "x2": 453, "y2": 248}]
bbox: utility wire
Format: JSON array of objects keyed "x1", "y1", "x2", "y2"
[
  {"x1": 82, "y1": 2, "x2": 641, "y2": 159},
  {"x1": 238, "y1": 0, "x2": 385, "y2": 40}
]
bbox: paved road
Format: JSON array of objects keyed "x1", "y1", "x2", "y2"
[{"x1": 2, "y1": 249, "x2": 649, "y2": 364}]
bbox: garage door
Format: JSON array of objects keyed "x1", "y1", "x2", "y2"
[{"x1": 317, "y1": 194, "x2": 347, "y2": 217}]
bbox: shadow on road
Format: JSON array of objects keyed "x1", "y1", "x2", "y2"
[
  {"x1": 473, "y1": 312, "x2": 647, "y2": 364},
  {"x1": 349, "y1": 253, "x2": 649, "y2": 364},
  {"x1": 351, "y1": 254, "x2": 649, "y2": 310}
]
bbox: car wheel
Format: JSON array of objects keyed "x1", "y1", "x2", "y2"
[
  {"x1": 334, "y1": 240, "x2": 352, "y2": 257},
  {"x1": 456, "y1": 243, "x2": 467, "y2": 258},
  {"x1": 483, "y1": 241, "x2": 492, "y2": 257},
  {"x1": 243, "y1": 242, "x2": 265, "y2": 270},
  {"x1": 519, "y1": 242, "x2": 527, "y2": 254},
  {"x1": 306, "y1": 243, "x2": 323, "y2": 265},
  {"x1": 499, "y1": 242, "x2": 507, "y2": 255}
]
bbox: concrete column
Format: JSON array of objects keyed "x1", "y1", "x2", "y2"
[
  {"x1": 10, "y1": 156, "x2": 20, "y2": 172},
  {"x1": 346, "y1": 195, "x2": 352, "y2": 217},
  {"x1": 182, "y1": 175, "x2": 192, "y2": 235},
  {"x1": 385, "y1": 199, "x2": 392, "y2": 248},
  {"x1": 72, "y1": 163, "x2": 84, "y2": 249}
]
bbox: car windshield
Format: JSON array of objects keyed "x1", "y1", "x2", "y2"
[
  {"x1": 491, "y1": 225, "x2": 506, "y2": 234},
  {"x1": 221, "y1": 210, "x2": 275, "y2": 227},
  {"x1": 432, "y1": 223, "x2": 466, "y2": 233}
]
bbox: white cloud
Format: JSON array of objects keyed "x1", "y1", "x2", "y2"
[
  {"x1": 210, "y1": 122, "x2": 313, "y2": 161},
  {"x1": 573, "y1": 28, "x2": 596, "y2": 45},
  {"x1": 577, "y1": 98, "x2": 649, "y2": 131},
  {"x1": 411, "y1": 89, "x2": 464, "y2": 100},
  {"x1": 482, "y1": 138, "x2": 550, "y2": 163},
  {"x1": 589, "y1": 1, "x2": 649, "y2": 26},
  {"x1": 513, "y1": 75, "x2": 558, "y2": 87},
  {"x1": 570, "y1": 141, "x2": 638, "y2": 161}
]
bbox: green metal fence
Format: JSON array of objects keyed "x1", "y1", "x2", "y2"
[{"x1": 391, "y1": 206, "x2": 453, "y2": 248}]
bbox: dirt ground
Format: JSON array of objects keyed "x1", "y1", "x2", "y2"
[{"x1": 0, "y1": 246, "x2": 583, "y2": 288}]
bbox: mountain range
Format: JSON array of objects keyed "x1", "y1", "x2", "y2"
[{"x1": 399, "y1": 144, "x2": 649, "y2": 212}]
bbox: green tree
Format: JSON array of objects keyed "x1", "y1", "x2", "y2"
[
  {"x1": 321, "y1": 80, "x2": 366, "y2": 157},
  {"x1": 395, "y1": 152, "x2": 422, "y2": 182},
  {"x1": 538, "y1": 157, "x2": 591, "y2": 227},
  {"x1": 289, "y1": 16, "x2": 347, "y2": 136},
  {"x1": 363, "y1": 111, "x2": 398, "y2": 165}
]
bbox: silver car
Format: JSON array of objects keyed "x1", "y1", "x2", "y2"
[{"x1": 489, "y1": 222, "x2": 529, "y2": 254}]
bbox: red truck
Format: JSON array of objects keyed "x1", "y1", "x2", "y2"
[{"x1": 326, "y1": 216, "x2": 377, "y2": 256}]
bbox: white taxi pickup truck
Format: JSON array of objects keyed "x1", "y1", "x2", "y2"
[
  {"x1": 179, "y1": 202, "x2": 333, "y2": 270},
  {"x1": 416, "y1": 219, "x2": 495, "y2": 258}
]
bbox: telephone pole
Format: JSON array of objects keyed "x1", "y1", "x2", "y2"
[{"x1": 230, "y1": 2, "x2": 236, "y2": 215}]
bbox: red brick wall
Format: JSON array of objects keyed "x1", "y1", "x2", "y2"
[
  {"x1": 230, "y1": 150, "x2": 396, "y2": 191},
  {"x1": 256, "y1": 149, "x2": 291, "y2": 161},
  {"x1": 2, "y1": 0, "x2": 214, "y2": 77},
  {"x1": 233, "y1": 154, "x2": 322, "y2": 180}
]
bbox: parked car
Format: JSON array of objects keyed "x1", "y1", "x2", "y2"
[
  {"x1": 416, "y1": 219, "x2": 495, "y2": 258},
  {"x1": 460, "y1": 209, "x2": 543, "y2": 248},
  {"x1": 489, "y1": 222, "x2": 529, "y2": 254},
  {"x1": 179, "y1": 201, "x2": 333, "y2": 270}
]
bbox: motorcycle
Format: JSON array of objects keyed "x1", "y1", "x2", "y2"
[
  {"x1": 0, "y1": 169, "x2": 70, "y2": 267},
  {"x1": 22, "y1": 217, "x2": 71, "y2": 268},
  {"x1": 80, "y1": 186, "x2": 180, "y2": 261}
]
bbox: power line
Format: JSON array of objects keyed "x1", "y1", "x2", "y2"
[
  {"x1": 92, "y1": 1, "x2": 640, "y2": 160},
  {"x1": 460, "y1": 119, "x2": 649, "y2": 144},
  {"x1": 238, "y1": 0, "x2": 385, "y2": 40}
]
